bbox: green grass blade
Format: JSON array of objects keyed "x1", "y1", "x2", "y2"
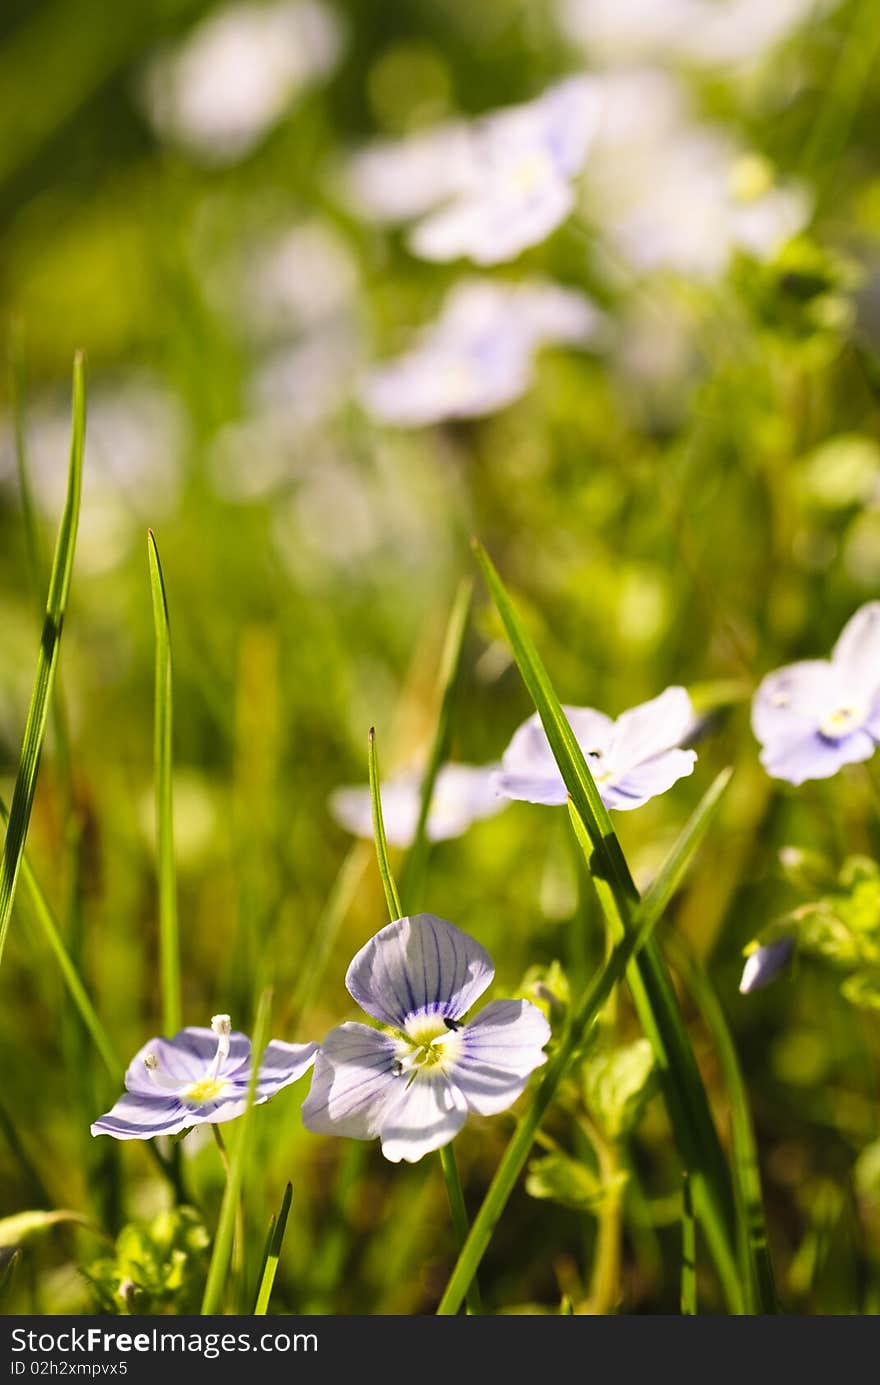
[
  {"x1": 439, "y1": 1142, "x2": 482, "y2": 1315},
  {"x1": 471, "y1": 540, "x2": 741, "y2": 1312},
  {"x1": 148, "y1": 530, "x2": 180, "y2": 1037},
  {"x1": 436, "y1": 766, "x2": 733, "y2": 1314},
  {"x1": 0, "y1": 352, "x2": 85, "y2": 974},
  {"x1": 399, "y1": 579, "x2": 472, "y2": 909},
  {"x1": 669, "y1": 938, "x2": 778, "y2": 1314},
  {"x1": 201, "y1": 988, "x2": 272, "y2": 1315},
  {"x1": 367, "y1": 727, "x2": 403, "y2": 921},
  {"x1": 0, "y1": 798, "x2": 121, "y2": 1082},
  {"x1": 681, "y1": 1173, "x2": 697, "y2": 1315},
  {"x1": 253, "y1": 1181, "x2": 293, "y2": 1315}
]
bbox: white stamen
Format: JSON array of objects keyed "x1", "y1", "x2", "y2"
[
  {"x1": 208, "y1": 1013, "x2": 232, "y2": 1078},
  {"x1": 143, "y1": 1051, "x2": 158, "y2": 1070}
]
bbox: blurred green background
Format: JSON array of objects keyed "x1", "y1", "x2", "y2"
[{"x1": 3, "y1": 0, "x2": 880, "y2": 1315}]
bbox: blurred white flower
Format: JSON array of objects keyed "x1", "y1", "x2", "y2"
[
  {"x1": 559, "y1": 0, "x2": 833, "y2": 69},
  {"x1": 585, "y1": 71, "x2": 811, "y2": 280},
  {"x1": 143, "y1": 0, "x2": 344, "y2": 163},
  {"x1": 1, "y1": 377, "x2": 186, "y2": 574},
  {"x1": 345, "y1": 76, "x2": 600, "y2": 264},
  {"x1": 345, "y1": 121, "x2": 476, "y2": 223},
  {"x1": 361, "y1": 277, "x2": 607, "y2": 427},
  {"x1": 329, "y1": 763, "x2": 506, "y2": 848},
  {"x1": 238, "y1": 221, "x2": 360, "y2": 340},
  {"x1": 209, "y1": 326, "x2": 361, "y2": 500}
]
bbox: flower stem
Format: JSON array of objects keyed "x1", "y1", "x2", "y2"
[
  {"x1": 439, "y1": 1143, "x2": 482, "y2": 1315},
  {"x1": 212, "y1": 1125, "x2": 244, "y2": 1285},
  {"x1": 367, "y1": 727, "x2": 402, "y2": 920}
]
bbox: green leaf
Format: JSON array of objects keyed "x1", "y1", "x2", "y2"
[
  {"x1": 0, "y1": 1209, "x2": 103, "y2": 1247},
  {"x1": 583, "y1": 1039, "x2": 657, "y2": 1142},
  {"x1": 436, "y1": 763, "x2": 733, "y2": 1316},
  {"x1": 148, "y1": 530, "x2": 181, "y2": 1037},
  {"x1": 0, "y1": 1247, "x2": 20, "y2": 1299},
  {"x1": 526, "y1": 1153, "x2": 627, "y2": 1212},
  {"x1": 471, "y1": 541, "x2": 741, "y2": 1311},
  {"x1": 85, "y1": 1208, "x2": 209, "y2": 1315},
  {"x1": 841, "y1": 971, "x2": 880, "y2": 1009},
  {"x1": 0, "y1": 797, "x2": 122, "y2": 1083},
  {"x1": 253, "y1": 1182, "x2": 292, "y2": 1315},
  {"x1": 681, "y1": 1174, "x2": 697, "y2": 1316},
  {"x1": 0, "y1": 352, "x2": 85, "y2": 973},
  {"x1": 669, "y1": 939, "x2": 777, "y2": 1314}
]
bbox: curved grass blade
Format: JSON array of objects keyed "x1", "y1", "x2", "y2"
[
  {"x1": 399, "y1": 579, "x2": 473, "y2": 909},
  {"x1": 148, "y1": 530, "x2": 181, "y2": 1037},
  {"x1": 253, "y1": 1182, "x2": 293, "y2": 1315},
  {"x1": 367, "y1": 727, "x2": 402, "y2": 921},
  {"x1": 201, "y1": 987, "x2": 272, "y2": 1315},
  {"x1": 681, "y1": 1173, "x2": 697, "y2": 1315},
  {"x1": 0, "y1": 798, "x2": 121, "y2": 1082},
  {"x1": 0, "y1": 352, "x2": 85, "y2": 973},
  {"x1": 0, "y1": 1248, "x2": 21, "y2": 1303},
  {"x1": 471, "y1": 540, "x2": 741, "y2": 1311},
  {"x1": 668, "y1": 937, "x2": 778, "y2": 1314},
  {"x1": 437, "y1": 766, "x2": 733, "y2": 1315}
]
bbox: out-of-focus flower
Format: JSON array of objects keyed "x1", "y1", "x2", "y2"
[
  {"x1": 410, "y1": 77, "x2": 600, "y2": 264},
  {"x1": 302, "y1": 914, "x2": 550, "y2": 1162},
  {"x1": 345, "y1": 76, "x2": 600, "y2": 264},
  {"x1": 329, "y1": 763, "x2": 506, "y2": 847},
  {"x1": 143, "y1": 0, "x2": 344, "y2": 164},
  {"x1": 752, "y1": 603, "x2": 880, "y2": 785},
  {"x1": 739, "y1": 938, "x2": 794, "y2": 993},
  {"x1": 0, "y1": 377, "x2": 186, "y2": 574},
  {"x1": 361, "y1": 277, "x2": 606, "y2": 426},
  {"x1": 237, "y1": 221, "x2": 359, "y2": 341},
  {"x1": 345, "y1": 121, "x2": 476, "y2": 223},
  {"x1": 91, "y1": 1015, "x2": 317, "y2": 1140},
  {"x1": 560, "y1": 0, "x2": 834, "y2": 70},
  {"x1": 493, "y1": 686, "x2": 698, "y2": 811},
  {"x1": 584, "y1": 72, "x2": 811, "y2": 280}
]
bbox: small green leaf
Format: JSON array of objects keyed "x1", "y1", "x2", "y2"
[
  {"x1": 0, "y1": 1247, "x2": 20, "y2": 1298},
  {"x1": 841, "y1": 971, "x2": 880, "y2": 1009},
  {"x1": 526, "y1": 1152, "x2": 627, "y2": 1212},
  {"x1": 0, "y1": 1209, "x2": 102, "y2": 1247},
  {"x1": 583, "y1": 1039, "x2": 657, "y2": 1142}
]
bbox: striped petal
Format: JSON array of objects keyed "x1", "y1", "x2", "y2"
[
  {"x1": 345, "y1": 914, "x2": 494, "y2": 1030},
  {"x1": 453, "y1": 1000, "x2": 550, "y2": 1115},
  {"x1": 301, "y1": 1023, "x2": 398, "y2": 1140}
]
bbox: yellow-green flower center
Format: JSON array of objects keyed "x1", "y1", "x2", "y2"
[
  {"x1": 395, "y1": 1014, "x2": 463, "y2": 1077},
  {"x1": 183, "y1": 1075, "x2": 228, "y2": 1104}
]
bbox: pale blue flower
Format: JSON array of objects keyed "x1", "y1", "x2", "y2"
[
  {"x1": 492, "y1": 687, "x2": 697, "y2": 811},
  {"x1": 143, "y1": 0, "x2": 343, "y2": 164},
  {"x1": 346, "y1": 76, "x2": 600, "y2": 266},
  {"x1": 91, "y1": 1015, "x2": 317, "y2": 1140},
  {"x1": 302, "y1": 915, "x2": 551, "y2": 1163},
  {"x1": 361, "y1": 277, "x2": 606, "y2": 427},
  {"x1": 752, "y1": 603, "x2": 880, "y2": 785},
  {"x1": 329, "y1": 763, "x2": 506, "y2": 849},
  {"x1": 409, "y1": 77, "x2": 600, "y2": 265},
  {"x1": 739, "y1": 939, "x2": 794, "y2": 994}
]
